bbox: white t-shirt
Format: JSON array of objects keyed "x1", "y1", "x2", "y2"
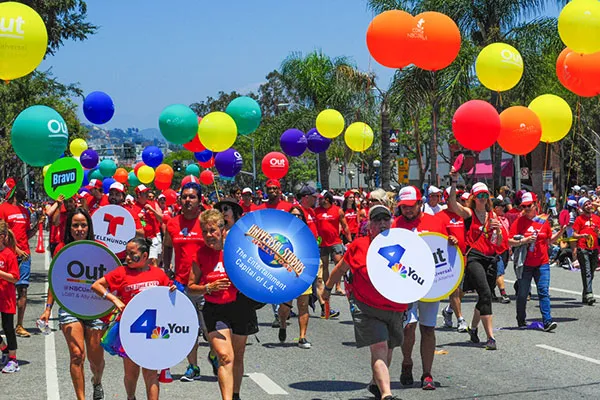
[{"x1": 423, "y1": 202, "x2": 447, "y2": 215}]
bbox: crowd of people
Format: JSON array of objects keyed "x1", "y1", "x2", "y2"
[{"x1": 1, "y1": 172, "x2": 599, "y2": 400}]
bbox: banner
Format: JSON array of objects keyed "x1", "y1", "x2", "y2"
[
  {"x1": 92, "y1": 205, "x2": 137, "y2": 255},
  {"x1": 419, "y1": 232, "x2": 465, "y2": 302},
  {"x1": 366, "y1": 228, "x2": 435, "y2": 304},
  {"x1": 223, "y1": 209, "x2": 320, "y2": 304},
  {"x1": 119, "y1": 287, "x2": 199, "y2": 370},
  {"x1": 43, "y1": 157, "x2": 84, "y2": 200},
  {"x1": 49, "y1": 240, "x2": 120, "y2": 319}
]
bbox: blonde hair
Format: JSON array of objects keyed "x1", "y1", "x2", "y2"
[
  {"x1": 200, "y1": 209, "x2": 225, "y2": 228},
  {"x1": 0, "y1": 221, "x2": 17, "y2": 251}
]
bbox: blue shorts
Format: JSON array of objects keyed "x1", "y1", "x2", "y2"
[
  {"x1": 16, "y1": 257, "x2": 30, "y2": 287},
  {"x1": 58, "y1": 308, "x2": 105, "y2": 330},
  {"x1": 496, "y1": 256, "x2": 506, "y2": 276}
]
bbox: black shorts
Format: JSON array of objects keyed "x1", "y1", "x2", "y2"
[{"x1": 202, "y1": 296, "x2": 259, "y2": 336}]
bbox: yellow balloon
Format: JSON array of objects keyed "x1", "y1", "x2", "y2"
[
  {"x1": 528, "y1": 94, "x2": 573, "y2": 143},
  {"x1": 558, "y1": 0, "x2": 600, "y2": 55},
  {"x1": 475, "y1": 43, "x2": 523, "y2": 92},
  {"x1": 344, "y1": 122, "x2": 374, "y2": 152},
  {"x1": 198, "y1": 112, "x2": 238, "y2": 152},
  {"x1": 69, "y1": 138, "x2": 88, "y2": 157},
  {"x1": 42, "y1": 164, "x2": 50, "y2": 177},
  {"x1": 137, "y1": 165, "x2": 155, "y2": 184},
  {"x1": 0, "y1": 2, "x2": 48, "y2": 81},
  {"x1": 316, "y1": 109, "x2": 345, "y2": 139}
]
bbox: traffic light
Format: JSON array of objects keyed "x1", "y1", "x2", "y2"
[
  {"x1": 338, "y1": 164, "x2": 344, "y2": 174},
  {"x1": 173, "y1": 160, "x2": 182, "y2": 172}
]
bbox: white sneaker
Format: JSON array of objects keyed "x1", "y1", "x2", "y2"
[
  {"x1": 298, "y1": 338, "x2": 311, "y2": 349},
  {"x1": 457, "y1": 318, "x2": 468, "y2": 333},
  {"x1": 442, "y1": 307, "x2": 453, "y2": 328},
  {"x1": 2, "y1": 360, "x2": 19, "y2": 373}
]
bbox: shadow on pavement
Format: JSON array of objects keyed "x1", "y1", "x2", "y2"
[{"x1": 289, "y1": 380, "x2": 367, "y2": 392}]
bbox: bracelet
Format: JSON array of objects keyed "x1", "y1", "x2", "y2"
[
  {"x1": 45, "y1": 303, "x2": 53, "y2": 309},
  {"x1": 101, "y1": 290, "x2": 109, "y2": 300},
  {"x1": 324, "y1": 286, "x2": 333, "y2": 292},
  {"x1": 206, "y1": 285, "x2": 212, "y2": 295}
]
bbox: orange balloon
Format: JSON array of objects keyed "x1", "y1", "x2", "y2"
[
  {"x1": 113, "y1": 168, "x2": 128, "y2": 184},
  {"x1": 411, "y1": 12, "x2": 461, "y2": 71},
  {"x1": 498, "y1": 106, "x2": 542, "y2": 155},
  {"x1": 366, "y1": 10, "x2": 415, "y2": 68},
  {"x1": 562, "y1": 50, "x2": 600, "y2": 97},
  {"x1": 155, "y1": 163, "x2": 174, "y2": 181}
]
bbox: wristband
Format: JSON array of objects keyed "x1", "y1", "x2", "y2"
[
  {"x1": 206, "y1": 285, "x2": 212, "y2": 295},
  {"x1": 101, "y1": 290, "x2": 109, "y2": 300},
  {"x1": 324, "y1": 286, "x2": 333, "y2": 292},
  {"x1": 45, "y1": 303, "x2": 53, "y2": 309}
]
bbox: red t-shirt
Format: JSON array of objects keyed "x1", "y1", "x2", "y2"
[
  {"x1": 509, "y1": 215, "x2": 552, "y2": 266},
  {"x1": 505, "y1": 208, "x2": 521, "y2": 229},
  {"x1": 393, "y1": 212, "x2": 449, "y2": 236},
  {"x1": 195, "y1": 246, "x2": 238, "y2": 304},
  {"x1": 573, "y1": 213, "x2": 600, "y2": 250},
  {"x1": 104, "y1": 265, "x2": 171, "y2": 306},
  {"x1": 438, "y1": 210, "x2": 467, "y2": 254},
  {"x1": 240, "y1": 201, "x2": 260, "y2": 214},
  {"x1": 344, "y1": 236, "x2": 407, "y2": 312},
  {"x1": 85, "y1": 194, "x2": 109, "y2": 215},
  {"x1": 465, "y1": 212, "x2": 507, "y2": 256},
  {"x1": 262, "y1": 200, "x2": 292, "y2": 212},
  {"x1": 301, "y1": 206, "x2": 319, "y2": 239},
  {"x1": 166, "y1": 215, "x2": 205, "y2": 285},
  {"x1": 130, "y1": 201, "x2": 160, "y2": 239},
  {"x1": 315, "y1": 205, "x2": 343, "y2": 247},
  {"x1": 344, "y1": 209, "x2": 359, "y2": 235},
  {"x1": 0, "y1": 247, "x2": 19, "y2": 314},
  {"x1": 0, "y1": 202, "x2": 30, "y2": 254}
]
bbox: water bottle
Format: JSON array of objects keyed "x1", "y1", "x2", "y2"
[
  {"x1": 528, "y1": 231, "x2": 538, "y2": 252},
  {"x1": 490, "y1": 229, "x2": 498, "y2": 245},
  {"x1": 36, "y1": 319, "x2": 51, "y2": 335}
]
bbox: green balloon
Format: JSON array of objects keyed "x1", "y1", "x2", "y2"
[
  {"x1": 225, "y1": 96, "x2": 262, "y2": 135},
  {"x1": 99, "y1": 159, "x2": 117, "y2": 177},
  {"x1": 11, "y1": 105, "x2": 69, "y2": 167},
  {"x1": 128, "y1": 171, "x2": 140, "y2": 187},
  {"x1": 158, "y1": 104, "x2": 198, "y2": 144},
  {"x1": 185, "y1": 163, "x2": 200, "y2": 177},
  {"x1": 89, "y1": 168, "x2": 104, "y2": 181}
]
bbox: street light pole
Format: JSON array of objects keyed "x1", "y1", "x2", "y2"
[
  {"x1": 251, "y1": 136, "x2": 256, "y2": 189},
  {"x1": 373, "y1": 159, "x2": 381, "y2": 188}
]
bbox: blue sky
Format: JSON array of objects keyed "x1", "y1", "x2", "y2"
[{"x1": 40, "y1": 0, "x2": 561, "y2": 130}]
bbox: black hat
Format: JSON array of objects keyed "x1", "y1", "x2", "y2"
[
  {"x1": 368, "y1": 205, "x2": 392, "y2": 220},
  {"x1": 298, "y1": 185, "x2": 317, "y2": 197},
  {"x1": 214, "y1": 198, "x2": 243, "y2": 216}
]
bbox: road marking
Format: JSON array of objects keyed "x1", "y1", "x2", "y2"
[
  {"x1": 44, "y1": 243, "x2": 60, "y2": 400},
  {"x1": 247, "y1": 372, "x2": 289, "y2": 395},
  {"x1": 537, "y1": 344, "x2": 600, "y2": 365},
  {"x1": 504, "y1": 279, "x2": 600, "y2": 299}
]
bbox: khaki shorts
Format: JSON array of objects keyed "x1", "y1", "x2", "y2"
[
  {"x1": 320, "y1": 243, "x2": 345, "y2": 263},
  {"x1": 349, "y1": 296, "x2": 405, "y2": 349}
]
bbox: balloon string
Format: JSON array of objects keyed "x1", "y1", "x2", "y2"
[
  {"x1": 543, "y1": 141, "x2": 549, "y2": 173},
  {"x1": 564, "y1": 99, "x2": 580, "y2": 198}
]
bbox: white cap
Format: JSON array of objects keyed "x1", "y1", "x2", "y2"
[
  {"x1": 109, "y1": 182, "x2": 125, "y2": 193},
  {"x1": 242, "y1": 187, "x2": 252, "y2": 194},
  {"x1": 158, "y1": 193, "x2": 166, "y2": 199},
  {"x1": 428, "y1": 185, "x2": 442, "y2": 195},
  {"x1": 567, "y1": 199, "x2": 577, "y2": 207},
  {"x1": 125, "y1": 194, "x2": 134, "y2": 203},
  {"x1": 460, "y1": 192, "x2": 471, "y2": 201},
  {"x1": 573, "y1": 185, "x2": 581, "y2": 191},
  {"x1": 398, "y1": 186, "x2": 422, "y2": 206},
  {"x1": 520, "y1": 192, "x2": 535, "y2": 206},
  {"x1": 471, "y1": 182, "x2": 489, "y2": 196}
]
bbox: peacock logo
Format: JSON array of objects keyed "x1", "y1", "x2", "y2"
[
  {"x1": 150, "y1": 326, "x2": 170, "y2": 339},
  {"x1": 398, "y1": 265, "x2": 407, "y2": 278}
]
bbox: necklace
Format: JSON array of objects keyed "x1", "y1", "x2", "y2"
[{"x1": 474, "y1": 209, "x2": 487, "y2": 222}]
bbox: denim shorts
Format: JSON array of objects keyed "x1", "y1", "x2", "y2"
[
  {"x1": 16, "y1": 256, "x2": 30, "y2": 287},
  {"x1": 58, "y1": 307, "x2": 105, "y2": 330}
]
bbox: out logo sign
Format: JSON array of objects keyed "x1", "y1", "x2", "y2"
[{"x1": 119, "y1": 287, "x2": 200, "y2": 370}]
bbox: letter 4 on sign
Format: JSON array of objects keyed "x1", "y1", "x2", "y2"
[{"x1": 378, "y1": 244, "x2": 406, "y2": 272}]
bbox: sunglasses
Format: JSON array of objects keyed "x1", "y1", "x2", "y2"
[
  {"x1": 266, "y1": 186, "x2": 279, "y2": 191},
  {"x1": 220, "y1": 205, "x2": 232, "y2": 212},
  {"x1": 522, "y1": 203, "x2": 535, "y2": 209},
  {"x1": 476, "y1": 193, "x2": 489, "y2": 200},
  {"x1": 291, "y1": 213, "x2": 303, "y2": 218}
]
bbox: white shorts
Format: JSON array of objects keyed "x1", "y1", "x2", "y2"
[
  {"x1": 404, "y1": 301, "x2": 440, "y2": 328},
  {"x1": 149, "y1": 234, "x2": 162, "y2": 259}
]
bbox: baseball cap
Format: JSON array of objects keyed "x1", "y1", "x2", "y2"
[
  {"x1": 158, "y1": 193, "x2": 166, "y2": 200},
  {"x1": 369, "y1": 188, "x2": 387, "y2": 202},
  {"x1": 266, "y1": 179, "x2": 281, "y2": 188},
  {"x1": 471, "y1": 182, "x2": 490, "y2": 196},
  {"x1": 298, "y1": 185, "x2": 317, "y2": 197},
  {"x1": 135, "y1": 184, "x2": 150, "y2": 195},
  {"x1": 460, "y1": 192, "x2": 471, "y2": 201},
  {"x1": 86, "y1": 179, "x2": 103, "y2": 190},
  {"x1": 318, "y1": 190, "x2": 334, "y2": 203},
  {"x1": 579, "y1": 197, "x2": 591, "y2": 208},
  {"x1": 520, "y1": 192, "x2": 537, "y2": 206},
  {"x1": 567, "y1": 199, "x2": 577, "y2": 207},
  {"x1": 369, "y1": 204, "x2": 392, "y2": 220},
  {"x1": 180, "y1": 175, "x2": 200, "y2": 188},
  {"x1": 242, "y1": 187, "x2": 253, "y2": 195},
  {"x1": 109, "y1": 182, "x2": 125, "y2": 193},
  {"x1": 398, "y1": 186, "x2": 422, "y2": 206},
  {"x1": 428, "y1": 185, "x2": 442, "y2": 195},
  {"x1": 2, "y1": 178, "x2": 16, "y2": 200},
  {"x1": 573, "y1": 185, "x2": 581, "y2": 192}
]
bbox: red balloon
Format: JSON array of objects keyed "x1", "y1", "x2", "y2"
[
  {"x1": 560, "y1": 50, "x2": 600, "y2": 97},
  {"x1": 134, "y1": 161, "x2": 145, "y2": 176},
  {"x1": 162, "y1": 188, "x2": 178, "y2": 206},
  {"x1": 452, "y1": 100, "x2": 501, "y2": 152},
  {"x1": 198, "y1": 158, "x2": 215, "y2": 169},
  {"x1": 154, "y1": 177, "x2": 171, "y2": 190},
  {"x1": 200, "y1": 170, "x2": 214, "y2": 185},
  {"x1": 261, "y1": 151, "x2": 289, "y2": 179},
  {"x1": 366, "y1": 10, "x2": 415, "y2": 68},
  {"x1": 411, "y1": 12, "x2": 461, "y2": 71},
  {"x1": 497, "y1": 106, "x2": 542, "y2": 155},
  {"x1": 183, "y1": 118, "x2": 205, "y2": 152}
]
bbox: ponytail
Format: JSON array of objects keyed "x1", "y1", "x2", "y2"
[{"x1": 0, "y1": 221, "x2": 16, "y2": 251}]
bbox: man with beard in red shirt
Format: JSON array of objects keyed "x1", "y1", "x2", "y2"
[
  {"x1": 130, "y1": 185, "x2": 163, "y2": 265},
  {"x1": 259, "y1": 179, "x2": 292, "y2": 211},
  {"x1": 239, "y1": 187, "x2": 260, "y2": 214},
  {"x1": 81, "y1": 179, "x2": 108, "y2": 215}
]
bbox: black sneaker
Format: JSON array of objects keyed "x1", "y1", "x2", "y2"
[
  {"x1": 271, "y1": 318, "x2": 281, "y2": 328},
  {"x1": 517, "y1": 320, "x2": 527, "y2": 329},
  {"x1": 367, "y1": 383, "x2": 381, "y2": 399},
  {"x1": 93, "y1": 382, "x2": 104, "y2": 400},
  {"x1": 544, "y1": 321, "x2": 558, "y2": 332},
  {"x1": 500, "y1": 294, "x2": 511, "y2": 304},
  {"x1": 587, "y1": 295, "x2": 596, "y2": 305},
  {"x1": 381, "y1": 395, "x2": 401, "y2": 400},
  {"x1": 278, "y1": 328, "x2": 286, "y2": 343},
  {"x1": 468, "y1": 327, "x2": 480, "y2": 343},
  {"x1": 400, "y1": 364, "x2": 414, "y2": 386},
  {"x1": 491, "y1": 293, "x2": 499, "y2": 302}
]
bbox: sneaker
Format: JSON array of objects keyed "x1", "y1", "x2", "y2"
[
  {"x1": 320, "y1": 308, "x2": 340, "y2": 319},
  {"x1": 271, "y1": 318, "x2": 280, "y2": 328},
  {"x1": 92, "y1": 382, "x2": 104, "y2": 400},
  {"x1": 15, "y1": 325, "x2": 30, "y2": 338},
  {"x1": 0, "y1": 352, "x2": 8, "y2": 366},
  {"x1": 421, "y1": 374, "x2": 436, "y2": 390},
  {"x1": 468, "y1": 327, "x2": 480, "y2": 344},
  {"x1": 517, "y1": 320, "x2": 527, "y2": 329},
  {"x1": 442, "y1": 307, "x2": 453, "y2": 328},
  {"x1": 485, "y1": 338, "x2": 497, "y2": 350},
  {"x1": 381, "y1": 396, "x2": 401, "y2": 400},
  {"x1": 278, "y1": 328, "x2": 287, "y2": 343},
  {"x1": 400, "y1": 364, "x2": 414, "y2": 386},
  {"x1": 232, "y1": 394, "x2": 241, "y2": 400},
  {"x1": 298, "y1": 338, "x2": 311, "y2": 349},
  {"x1": 491, "y1": 293, "x2": 499, "y2": 302},
  {"x1": 544, "y1": 321, "x2": 558, "y2": 332},
  {"x1": 1, "y1": 360, "x2": 19, "y2": 373},
  {"x1": 180, "y1": 364, "x2": 201, "y2": 382},
  {"x1": 457, "y1": 318, "x2": 468, "y2": 333},
  {"x1": 587, "y1": 295, "x2": 596, "y2": 306},
  {"x1": 500, "y1": 294, "x2": 511, "y2": 304},
  {"x1": 208, "y1": 353, "x2": 219, "y2": 376},
  {"x1": 367, "y1": 383, "x2": 381, "y2": 399}
]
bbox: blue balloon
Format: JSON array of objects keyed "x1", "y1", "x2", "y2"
[
  {"x1": 215, "y1": 148, "x2": 243, "y2": 177},
  {"x1": 306, "y1": 128, "x2": 331, "y2": 153},
  {"x1": 82, "y1": 169, "x2": 90, "y2": 187},
  {"x1": 280, "y1": 128, "x2": 307, "y2": 157},
  {"x1": 83, "y1": 91, "x2": 115, "y2": 125},
  {"x1": 223, "y1": 209, "x2": 319, "y2": 303},
  {"x1": 102, "y1": 177, "x2": 116, "y2": 194},
  {"x1": 194, "y1": 150, "x2": 213, "y2": 162},
  {"x1": 142, "y1": 146, "x2": 164, "y2": 168}
]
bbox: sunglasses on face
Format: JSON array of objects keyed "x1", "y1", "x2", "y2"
[
  {"x1": 523, "y1": 203, "x2": 535, "y2": 209},
  {"x1": 267, "y1": 186, "x2": 279, "y2": 191},
  {"x1": 476, "y1": 193, "x2": 489, "y2": 200},
  {"x1": 221, "y1": 205, "x2": 232, "y2": 212},
  {"x1": 291, "y1": 213, "x2": 303, "y2": 218}
]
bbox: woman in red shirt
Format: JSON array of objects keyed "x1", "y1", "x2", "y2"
[
  {"x1": 0, "y1": 221, "x2": 20, "y2": 373},
  {"x1": 92, "y1": 237, "x2": 175, "y2": 400},
  {"x1": 448, "y1": 172, "x2": 506, "y2": 351},
  {"x1": 188, "y1": 209, "x2": 258, "y2": 400},
  {"x1": 342, "y1": 193, "x2": 360, "y2": 243}
]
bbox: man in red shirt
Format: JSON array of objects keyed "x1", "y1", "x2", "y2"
[
  {"x1": 324, "y1": 205, "x2": 407, "y2": 400},
  {"x1": 393, "y1": 185, "x2": 454, "y2": 391},
  {"x1": 297, "y1": 185, "x2": 318, "y2": 238},
  {"x1": 0, "y1": 178, "x2": 36, "y2": 337},
  {"x1": 239, "y1": 187, "x2": 259, "y2": 214},
  {"x1": 130, "y1": 185, "x2": 163, "y2": 265},
  {"x1": 260, "y1": 179, "x2": 292, "y2": 211},
  {"x1": 107, "y1": 182, "x2": 145, "y2": 236},
  {"x1": 572, "y1": 196, "x2": 600, "y2": 305},
  {"x1": 315, "y1": 191, "x2": 351, "y2": 307},
  {"x1": 82, "y1": 179, "x2": 108, "y2": 215}
]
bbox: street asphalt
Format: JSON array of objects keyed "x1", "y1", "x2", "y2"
[{"x1": 3, "y1": 236, "x2": 600, "y2": 399}]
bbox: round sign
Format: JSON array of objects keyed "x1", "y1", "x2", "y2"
[
  {"x1": 49, "y1": 240, "x2": 120, "y2": 319},
  {"x1": 223, "y1": 209, "x2": 320, "y2": 304},
  {"x1": 43, "y1": 157, "x2": 84, "y2": 200},
  {"x1": 119, "y1": 287, "x2": 200, "y2": 370},
  {"x1": 419, "y1": 232, "x2": 465, "y2": 302},
  {"x1": 366, "y1": 228, "x2": 435, "y2": 304},
  {"x1": 91, "y1": 205, "x2": 137, "y2": 255}
]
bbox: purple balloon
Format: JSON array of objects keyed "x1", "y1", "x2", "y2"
[
  {"x1": 102, "y1": 177, "x2": 116, "y2": 194},
  {"x1": 306, "y1": 128, "x2": 331, "y2": 153},
  {"x1": 280, "y1": 128, "x2": 307, "y2": 157},
  {"x1": 194, "y1": 150, "x2": 213, "y2": 162},
  {"x1": 215, "y1": 148, "x2": 243, "y2": 177},
  {"x1": 80, "y1": 149, "x2": 99, "y2": 169}
]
